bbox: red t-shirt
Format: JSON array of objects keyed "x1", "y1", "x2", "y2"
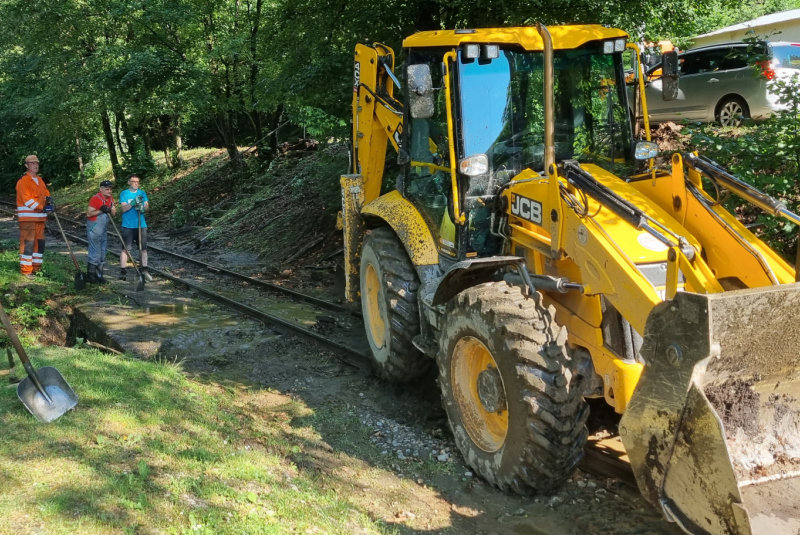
[{"x1": 87, "y1": 193, "x2": 114, "y2": 222}]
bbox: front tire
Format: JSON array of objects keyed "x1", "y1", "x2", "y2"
[
  {"x1": 716, "y1": 96, "x2": 749, "y2": 127},
  {"x1": 437, "y1": 282, "x2": 589, "y2": 494},
  {"x1": 360, "y1": 227, "x2": 430, "y2": 382}
]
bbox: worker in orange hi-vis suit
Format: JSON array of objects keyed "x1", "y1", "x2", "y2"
[{"x1": 15, "y1": 155, "x2": 52, "y2": 279}]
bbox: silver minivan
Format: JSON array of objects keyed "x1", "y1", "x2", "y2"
[{"x1": 645, "y1": 42, "x2": 800, "y2": 126}]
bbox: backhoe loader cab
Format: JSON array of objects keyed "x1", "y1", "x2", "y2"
[{"x1": 341, "y1": 24, "x2": 800, "y2": 535}]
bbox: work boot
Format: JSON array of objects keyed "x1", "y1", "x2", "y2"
[
  {"x1": 141, "y1": 268, "x2": 153, "y2": 282},
  {"x1": 96, "y1": 263, "x2": 106, "y2": 284},
  {"x1": 119, "y1": 268, "x2": 127, "y2": 281},
  {"x1": 87, "y1": 263, "x2": 99, "y2": 284}
]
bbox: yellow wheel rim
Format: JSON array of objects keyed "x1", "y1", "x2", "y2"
[
  {"x1": 364, "y1": 263, "x2": 386, "y2": 349},
  {"x1": 451, "y1": 336, "x2": 508, "y2": 452}
]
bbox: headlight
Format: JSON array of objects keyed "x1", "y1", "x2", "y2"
[
  {"x1": 462, "y1": 44, "x2": 480, "y2": 59},
  {"x1": 615, "y1": 39, "x2": 626, "y2": 52},
  {"x1": 483, "y1": 45, "x2": 499, "y2": 60},
  {"x1": 459, "y1": 154, "x2": 489, "y2": 176},
  {"x1": 603, "y1": 41, "x2": 614, "y2": 54}
]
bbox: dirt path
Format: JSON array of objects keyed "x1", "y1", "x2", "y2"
[{"x1": 6, "y1": 214, "x2": 681, "y2": 534}]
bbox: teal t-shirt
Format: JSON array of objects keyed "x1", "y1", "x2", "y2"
[{"x1": 120, "y1": 189, "x2": 149, "y2": 228}]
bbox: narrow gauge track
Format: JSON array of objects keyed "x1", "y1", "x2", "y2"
[
  {"x1": 0, "y1": 204, "x2": 637, "y2": 490},
  {"x1": 0, "y1": 200, "x2": 355, "y2": 317}
]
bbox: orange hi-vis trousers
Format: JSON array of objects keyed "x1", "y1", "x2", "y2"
[{"x1": 19, "y1": 221, "x2": 45, "y2": 274}]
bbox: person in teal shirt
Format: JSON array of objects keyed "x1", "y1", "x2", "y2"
[{"x1": 118, "y1": 174, "x2": 152, "y2": 281}]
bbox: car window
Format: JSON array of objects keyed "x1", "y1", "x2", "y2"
[
  {"x1": 722, "y1": 47, "x2": 749, "y2": 70},
  {"x1": 771, "y1": 45, "x2": 800, "y2": 70},
  {"x1": 691, "y1": 49, "x2": 729, "y2": 74}
]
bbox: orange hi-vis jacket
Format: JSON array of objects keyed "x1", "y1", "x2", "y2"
[{"x1": 16, "y1": 172, "x2": 50, "y2": 222}]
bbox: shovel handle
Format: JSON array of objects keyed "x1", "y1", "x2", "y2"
[
  {"x1": 0, "y1": 301, "x2": 52, "y2": 403},
  {"x1": 52, "y1": 212, "x2": 82, "y2": 272},
  {"x1": 108, "y1": 218, "x2": 145, "y2": 280}
]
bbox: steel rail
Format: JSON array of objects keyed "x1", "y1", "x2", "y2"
[
  {"x1": 59, "y1": 227, "x2": 373, "y2": 370},
  {"x1": 0, "y1": 201, "x2": 357, "y2": 317}
]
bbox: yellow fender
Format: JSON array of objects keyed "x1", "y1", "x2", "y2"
[{"x1": 361, "y1": 190, "x2": 439, "y2": 267}]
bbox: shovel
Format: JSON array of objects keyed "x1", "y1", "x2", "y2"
[
  {"x1": 108, "y1": 217, "x2": 145, "y2": 292},
  {"x1": 51, "y1": 211, "x2": 86, "y2": 291},
  {"x1": 0, "y1": 301, "x2": 77, "y2": 422}
]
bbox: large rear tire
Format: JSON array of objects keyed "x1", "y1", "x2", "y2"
[
  {"x1": 437, "y1": 281, "x2": 589, "y2": 494},
  {"x1": 360, "y1": 227, "x2": 430, "y2": 382}
]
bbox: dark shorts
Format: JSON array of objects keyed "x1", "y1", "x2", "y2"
[{"x1": 121, "y1": 226, "x2": 147, "y2": 251}]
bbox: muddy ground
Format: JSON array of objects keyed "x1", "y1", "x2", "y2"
[{"x1": 4, "y1": 214, "x2": 682, "y2": 534}]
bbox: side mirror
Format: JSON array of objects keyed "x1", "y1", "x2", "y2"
[
  {"x1": 661, "y1": 50, "x2": 679, "y2": 101},
  {"x1": 407, "y1": 64, "x2": 434, "y2": 119},
  {"x1": 634, "y1": 141, "x2": 659, "y2": 160}
]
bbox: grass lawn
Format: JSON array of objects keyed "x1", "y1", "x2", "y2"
[{"x1": 0, "y1": 237, "x2": 404, "y2": 534}]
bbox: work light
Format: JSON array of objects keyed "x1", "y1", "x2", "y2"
[
  {"x1": 463, "y1": 44, "x2": 481, "y2": 59},
  {"x1": 614, "y1": 39, "x2": 626, "y2": 52},
  {"x1": 603, "y1": 41, "x2": 614, "y2": 54},
  {"x1": 483, "y1": 45, "x2": 500, "y2": 59}
]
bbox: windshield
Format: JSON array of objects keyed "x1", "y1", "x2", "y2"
[
  {"x1": 458, "y1": 45, "x2": 635, "y2": 184},
  {"x1": 771, "y1": 45, "x2": 800, "y2": 70}
]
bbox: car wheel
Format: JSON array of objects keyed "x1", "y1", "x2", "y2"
[{"x1": 716, "y1": 97, "x2": 750, "y2": 127}]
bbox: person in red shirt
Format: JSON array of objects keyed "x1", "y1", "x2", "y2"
[
  {"x1": 15, "y1": 155, "x2": 52, "y2": 279},
  {"x1": 86, "y1": 180, "x2": 116, "y2": 283}
]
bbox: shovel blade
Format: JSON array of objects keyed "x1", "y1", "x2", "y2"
[
  {"x1": 135, "y1": 275, "x2": 145, "y2": 292},
  {"x1": 74, "y1": 272, "x2": 86, "y2": 291},
  {"x1": 16, "y1": 366, "x2": 78, "y2": 423},
  {"x1": 621, "y1": 286, "x2": 800, "y2": 535}
]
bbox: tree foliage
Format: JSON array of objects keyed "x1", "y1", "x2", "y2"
[{"x1": 0, "y1": 0, "x2": 796, "y2": 188}]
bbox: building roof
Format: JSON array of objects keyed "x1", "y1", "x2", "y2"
[{"x1": 696, "y1": 8, "x2": 800, "y2": 39}]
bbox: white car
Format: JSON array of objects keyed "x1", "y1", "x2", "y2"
[{"x1": 645, "y1": 41, "x2": 800, "y2": 126}]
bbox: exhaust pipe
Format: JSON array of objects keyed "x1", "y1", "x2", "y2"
[{"x1": 536, "y1": 23, "x2": 555, "y2": 176}]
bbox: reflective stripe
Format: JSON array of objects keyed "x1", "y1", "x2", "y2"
[
  {"x1": 24, "y1": 199, "x2": 35, "y2": 207},
  {"x1": 32, "y1": 259, "x2": 43, "y2": 264},
  {"x1": 32, "y1": 253, "x2": 43, "y2": 257},
  {"x1": 20, "y1": 255, "x2": 32, "y2": 259},
  {"x1": 17, "y1": 206, "x2": 33, "y2": 211},
  {"x1": 19, "y1": 261, "x2": 32, "y2": 266},
  {"x1": 17, "y1": 213, "x2": 46, "y2": 218},
  {"x1": 29, "y1": 201, "x2": 39, "y2": 209}
]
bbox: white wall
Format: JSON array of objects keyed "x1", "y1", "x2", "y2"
[{"x1": 692, "y1": 20, "x2": 800, "y2": 48}]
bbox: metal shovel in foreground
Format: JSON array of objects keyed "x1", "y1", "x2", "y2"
[{"x1": 0, "y1": 301, "x2": 77, "y2": 422}]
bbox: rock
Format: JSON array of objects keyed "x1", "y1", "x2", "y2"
[
  {"x1": 577, "y1": 480, "x2": 587, "y2": 488},
  {"x1": 437, "y1": 453, "x2": 449, "y2": 462},
  {"x1": 587, "y1": 481, "x2": 597, "y2": 488},
  {"x1": 512, "y1": 508, "x2": 526, "y2": 516},
  {"x1": 547, "y1": 496, "x2": 563, "y2": 508},
  {"x1": 464, "y1": 471, "x2": 473, "y2": 477}
]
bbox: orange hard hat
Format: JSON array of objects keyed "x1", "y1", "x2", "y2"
[{"x1": 24, "y1": 155, "x2": 39, "y2": 163}]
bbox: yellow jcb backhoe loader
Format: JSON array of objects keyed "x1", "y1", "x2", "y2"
[{"x1": 339, "y1": 24, "x2": 800, "y2": 534}]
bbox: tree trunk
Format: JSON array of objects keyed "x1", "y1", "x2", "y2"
[
  {"x1": 215, "y1": 111, "x2": 239, "y2": 163},
  {"x1": 175, "y1": 116, "x2": 184, "y2": 165},
  {"x1": 101, "y1": 110, "x2": 120, "y2": 178},
  {"x1": 75, "y1": 131, "x2": 85, "y2": 181},
  {"x1": 250, "y1": 0, "x2": 265, "y2": 157},
  {"x1": 114, "y1": 114, "x2": 126, "y2": 158},
  {"x1": 157, "y1": 117, "x2": 172, "y2": 168},
  {"x1": 119, "y1": 113, "x2": 136, "y2": 157}
]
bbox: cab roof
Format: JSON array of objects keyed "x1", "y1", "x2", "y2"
[{"x1": 403, "y1": 25, "x2": 628, "y2": 51}]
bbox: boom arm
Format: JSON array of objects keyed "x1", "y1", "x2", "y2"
[{"x1": 352, "y1": 43, "x2": 404, "y2": 205}]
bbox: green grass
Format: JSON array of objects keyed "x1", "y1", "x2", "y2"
[
  {"x1": 0, "y1": 347, "x2": 400, "y2": 534},
  {"x1": 0, "y1": 237, "x2": 410, "y2": 534}
]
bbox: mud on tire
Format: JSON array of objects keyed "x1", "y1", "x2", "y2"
[
  {"x1": 437, "y1": 281, "x2": 589, "y2": 494},
  {"x1": 360, "y1": 227, "x2": 430, "y2": 382}
]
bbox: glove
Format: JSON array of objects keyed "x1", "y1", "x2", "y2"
[
  {"x1": 45, "y1": 196, "x2": 54, "y2": 206},
  {"x1": 99, "y1": 204, "x2": 111, "y2": 214},
  {"x1": 134, "y1": 196, "x2": 144, "y2": 211}
]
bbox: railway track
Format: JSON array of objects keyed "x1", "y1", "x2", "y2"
[{"x1": 0, "y1": 203, "x2": 638, "y2": 490}]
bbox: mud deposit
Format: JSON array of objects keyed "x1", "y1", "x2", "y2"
[{"x1": 705, "y1": 378, "x2": 760, "y2": 437}]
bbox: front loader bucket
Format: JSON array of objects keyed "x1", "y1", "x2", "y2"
[{"x1": 620, "y1": 286, "x2": 800, "y2": 535}]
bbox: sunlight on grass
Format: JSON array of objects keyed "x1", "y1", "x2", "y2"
[{"x1": 0, "y1": 347, "x2": 398, "y2": 534}]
